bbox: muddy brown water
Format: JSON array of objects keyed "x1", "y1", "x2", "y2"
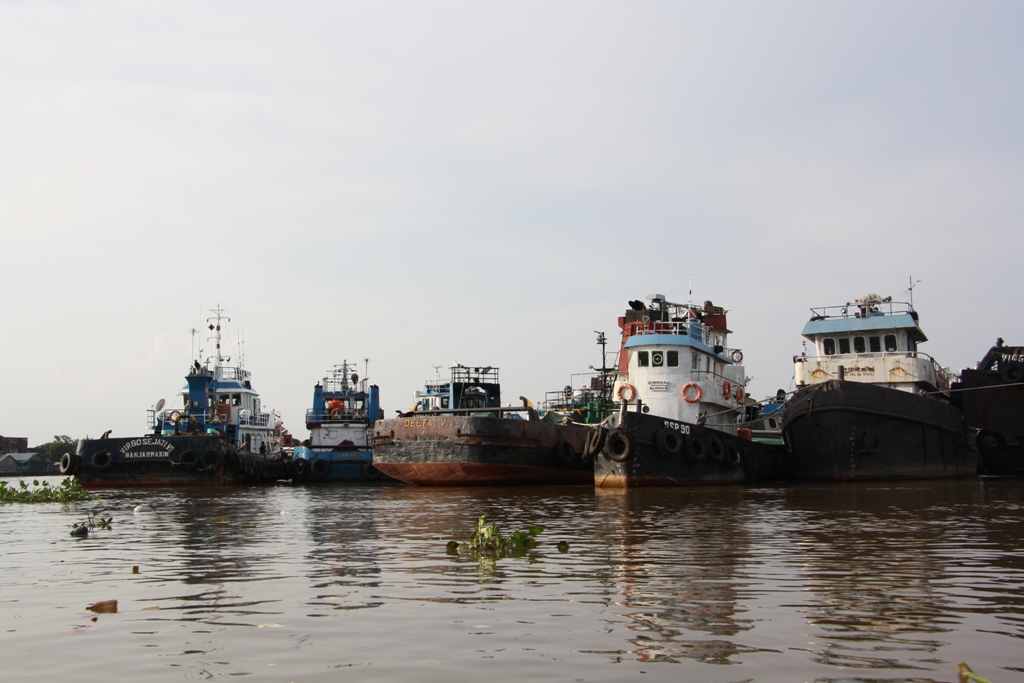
[{"x1": 1, "y1": 476, "x2": 1021, "y2": 682}]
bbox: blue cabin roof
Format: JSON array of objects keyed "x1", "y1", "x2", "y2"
[{"x1": 801, "y1": 312, "x2": 927, "y2": 342}]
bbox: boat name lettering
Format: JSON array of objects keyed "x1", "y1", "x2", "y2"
[
  {"x1": 647, "y1": 381, "x2": 669, "y2": 392},
  {"x1": 119, "y1": 438, "x2": 175, "y2": 454},
  {"x1": 404, "y1": 418, "x2": 445, "y2": 428},
  {"x1": 123, "y1": 450, "x2": 171, "y2": 460},
  {"x1": 844, "y1": 366, "x2": 875, "y2": 375},
  {"x1": 1000, "y1": 352, "x2": 1024, "y2": 363},
  {"x1": 662, "y1": 420, "x2": 691, "y2": 435}
]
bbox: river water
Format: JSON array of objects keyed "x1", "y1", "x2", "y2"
[{"x1": 1, "y1": 476, "x2": 1022, "y2": 682}]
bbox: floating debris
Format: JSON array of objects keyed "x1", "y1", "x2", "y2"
[
  {"x1": 87, "y1": 600, "x2": 118, "y2": 614},
  {"x1": 70, "y1": 524, "x2": 88, "y2": 538}
]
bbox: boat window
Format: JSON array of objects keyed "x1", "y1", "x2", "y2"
[
  {"x1": 823, "y1": 338, "x2": 836, "y2": 355},
  {"x1": 839, "y1": 338, "x2": 851, "y2": 354},
  {"x1": 667, "y1": 351, "x2": 679, "y2": 367},
  {"x1": 651, "y1": 351, "x2": 664, "y2": 367},
  {"x1": 884, "y1": 334, "x2": 897, "y2": 352},
  {"x1": 441, "y1": 396, "x2": 449, "y2": 409},
  {"x1": 231, "y1": 393, "x2": 241, "y2": 406},
  {"x1": 854, "y1": 337, "x2": 866, "y2": 353},
  {"x1": 869, "y1": 336, "x2": 881, "y2": 352},
  {"x1": 637, "y1": 351, "x2": 649, "y2": 367},
  {"x1": 462, "y1": 395, "x2": 486, "y2": 409},
  {"x1": 768, "y1": 418, "x2": 778, "y2": 429},
  {"x1": 692, "y1": 351, "x2": 699, "y2": 370}
]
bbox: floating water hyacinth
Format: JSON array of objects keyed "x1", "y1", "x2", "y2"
[
  {"x1": 0, "y1": 478, "x2": 93, "y2": 503},
  {"x1": 447, "y1": 514, "x2": 545, "y2": 558}
]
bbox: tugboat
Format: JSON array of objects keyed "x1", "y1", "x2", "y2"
[
  {"x1": 291, "y1": 361, "x2": 390, "y2": 482},
  {"x1": 370, "y1": 365, "x2": 592, "y2": 485},
  {"x1": 65, "y1": 306, "x2": 290, "y2": 488},
  {"x1": 783, "y1": 294, "x2": 975, "y2": 481},
  {"x1": 592, "y1": 294, "x2": 786, "y2": 487},
  {"x1": 951, "y1": 340, "x2": 1024, "y2": 476}
]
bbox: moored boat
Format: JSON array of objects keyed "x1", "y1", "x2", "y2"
[
  {"x1": 951, "y1": 341, "x2": 1024, "y2": 476},
  {"x1": 370, "y1": 365, "x2": 592, "y2": 485},
  {"x1": 783, "y1": 294, "x2": 975, "y2": 481},
  {"x1": 591, "y1": 294, "x2": 786, "y2": 487},
  {"x1": 291, "y1": 360, "x2": 390, "y2": 482},
  {"x1": 65, "y1": 306, "x2": 290, "y2": 488}
]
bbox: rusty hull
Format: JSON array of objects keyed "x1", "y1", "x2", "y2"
[{"x1": 371, "y1": 414, "x2": 592, "y2": 485}]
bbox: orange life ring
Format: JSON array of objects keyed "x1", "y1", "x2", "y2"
[
  {"x1": 681, "y1": 382, "x2": 702, "y2": 403},
  {"x1": 735, "y1": 385, "x2": 745, "y2": 403},
  {"x1": 731, "y1": 349, "x2": 743, "y2": 363},
  {"x1": 168, "y1": 410, "x2": 181, "y2": 423},
  {"x1": 617, "y1": 383, "x2": 637, "y2": 402},
  {"x1": 723, "y1": 380, "x2": 732, "y2": 400}
]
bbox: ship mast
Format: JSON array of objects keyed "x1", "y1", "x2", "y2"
[{"x1": 207, "y1": 304, "x2": 231, "y2": 372}]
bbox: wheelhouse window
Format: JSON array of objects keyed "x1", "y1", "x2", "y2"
[
  {"x1": 823, "y1": 338, "x2": 836, "y2": 355},
  {"x1": 870, "y1": 336, "x2": 881, "y2": 352},
  {"x1": 854, "y1": 337, "x2": 866, "y2": 353},
  {"x1": 839, "y1": 338, "x2": 851, "y2": 354},
  {"x1": 667, "y1": 351, "x2": 679, "y2": 367},
  {"x1": 884, "y1": 334, "x2": 897, "y2": 352},
  {"x1": 692, "y1": 351, "x2": 699, "y2": 369},
  {"x1": 441, "y1": 396, "x2": 450, "y2": 409},
  {"x1": 651, "y1": 351, "x2": 664, "y2": 367},
  {"x1": 637, "y1": 351, "x2": 649, "y2": 367}
]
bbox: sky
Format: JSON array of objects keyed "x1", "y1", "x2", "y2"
[{"x1": 2, "y1": 1, "x2": 1022, "y2": 446}]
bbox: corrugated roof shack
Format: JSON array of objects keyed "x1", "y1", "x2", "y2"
[{"x1": 0, "y1": 453, "x2": 50, "y2": 476}]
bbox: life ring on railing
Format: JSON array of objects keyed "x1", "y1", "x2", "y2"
[
  {"x1": 722, "y1": 380, "x2": 732, "y2": 400},
  {"x1": 731, "y1": 349, "x2": 743, "y2": 363},
  {"x1": 681, "y1": 382, "x2": 702, "y2": 403},
  {"x1": 168, "y1": 410, "x2": 181, "y2": 423},
  {"x1": 617, "y1": 383, "x2": 637, "y2": 402},
  {"x1": 735, "y1": 385, "x2": 745, "y2": 403},
  {"x1": 330, "y1": 409, "x2": 343, "y2": 419}
]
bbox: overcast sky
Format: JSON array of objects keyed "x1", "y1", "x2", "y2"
[{"x1": 2, "y1": 1, "x2": 1022, "y2": 446}]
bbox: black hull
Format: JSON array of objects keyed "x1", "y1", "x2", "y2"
[
  {"x1": 68, "y1": 435, "x2": 289, "y2": 488},
  {"x1": 782, "y1": 380, "x2": 976, "y2": 481},
  {"x1": 592, "y1": 412, "x2": 786, "y2": 488},
  {"x1": 371, "y1": 415, "x2": 591, "y2": 485},
  {"x1": 955, "y1": 348, "x2": 1024, "y2": 476}
]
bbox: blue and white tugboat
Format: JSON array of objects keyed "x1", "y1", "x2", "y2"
[
  {"x1": 371, "y1": 365, "x2": 592, "y2": 485},
  {"x1": 591, "y1": 294, "x2": 786, "y2": 487},
  {"x1": 783, "y1": 294, "x2": 975, "y2": 481},
  {"x1": 291, "y1": 361, "x2": 389, "y2": 482},
  {"x1": 66, "y1": 306, "x2": 290, "y2": 488}
]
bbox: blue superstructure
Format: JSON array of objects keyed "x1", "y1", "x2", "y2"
[
  {"x1": 294, "y1": 360, "x2": 385, "y2": 481},
  {"x1": 149, "y1": 305, "x2": 284, "y2": 455}
]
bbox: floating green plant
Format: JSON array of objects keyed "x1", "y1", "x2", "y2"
[
  {"x1": 959, "y1": 662, "x2": 995, "y2": 683},
  {"x1": 447, "y1": 514, "x2": 545, "y2": 558},
  {"x1": 0, "y1": 478, "x2": 93, "y2": 503}
]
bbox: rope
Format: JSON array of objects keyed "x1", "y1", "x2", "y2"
[{"x1": 924, "y1": 381, "x2": 1024, "y2": 395}]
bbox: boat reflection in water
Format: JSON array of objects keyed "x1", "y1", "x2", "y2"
[
  {"x1": 3, "y1": 479, "x2": 1022, "y2": 682},
  {"x1": 591, "y1": 486, "x2": 766, "y2": 665}
]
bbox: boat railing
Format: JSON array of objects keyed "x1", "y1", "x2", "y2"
[
  {"x1": 808, "y1": 298, "x2": 914, "y2": 321},
  {"x1": 449, "y1": 365, "x2": 499, "y2": 384},
  {"x1": 215, "y1": 366, "x2": 251, "y2": 382},
  {"x1": 629, "y1": 320, "x2": 717, "y2": 347},
  {"x1": 306, "y1": 409, "x2": 368, "y2": 423}
]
